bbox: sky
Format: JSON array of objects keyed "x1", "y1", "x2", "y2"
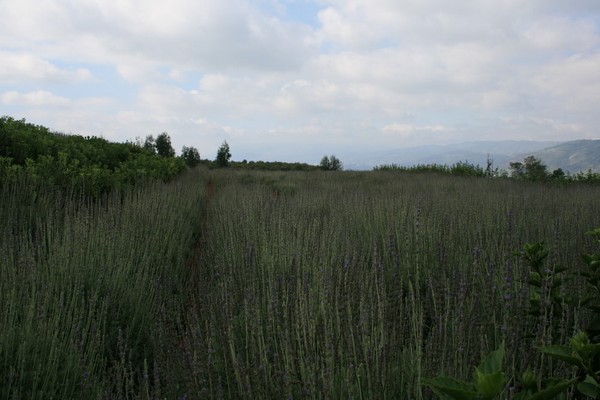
[{"x1": 1, "y1": 0, "x2": 599, "y2": 164}]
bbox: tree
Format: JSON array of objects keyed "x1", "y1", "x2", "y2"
[
  {"x1": 551, "y1": 168, "x2": 565, "y2": 180},
  {"x1": 143, "y1": 135, "x2": 156, "y2": 154},
  {"x1": 523, "y1": 155, "x2": 548, "y2": 181},
  {"x1": 485, "y1": 154, "x2": 498, "y2": 177},
  {"x1": 509, "y1": 161, "x2": 525, "y2": 178},
  {"x1": 156, "y1": 132, "x2": 175, "y2": 158},
  {"x1": 329, "y1": 155, "x2": 342, "y2": 171},
  {"x1": 215, "y1": 141, "x2": 231, "y2": 168},
  {"x1": 181, "y1": 146, "x2": 201, "y2": 167},
  {"x1": 320, "y1": 155, "x2": 330, "y2": 171},
  {"x1": 320, "y1": 155, "x2": 343, "y2": 171},
  {"x1": 509, "y1": 156, "x2": 548, "y2": 181}
]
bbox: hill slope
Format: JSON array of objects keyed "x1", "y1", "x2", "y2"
[
  {"x1": 520, "y1": 140, "x2": 600, "y2": 173},
  {"x1": 341, "y1": 139, "x2": 600, "y2": 173},
  {"x1": 342, "y1": 140, "x2": 561, "y2": 170}
]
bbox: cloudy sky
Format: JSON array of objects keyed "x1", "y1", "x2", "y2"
[{"x1": 1, "y1": 0, "x2": 599, "y2": 163}]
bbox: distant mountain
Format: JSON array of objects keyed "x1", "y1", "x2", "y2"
[
  {"x1": 239, "y1": 139, "x2": 599, "y2": 173},
  {"x1": 341, "y1": 140, "x2": 561, "y2": 171},
  {"x1": 516, "y1": 140, "x2": 600, "y2": 173}
]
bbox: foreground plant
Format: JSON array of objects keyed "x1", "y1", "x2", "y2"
[
  {"x1": 422, "y1": 342, "x2": 506, "y2": 399},
  {"x1": 422, "y1": 341, "x2": 577, "y2": 400},
  {"x1": 424, "y1": 228, "x2": 600, "y2": 399}
]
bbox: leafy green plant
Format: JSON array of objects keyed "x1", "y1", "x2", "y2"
[
  {"x1": 515, "y1": 242, "x2": 570, "y2": 336},
  {"x1": 423, "y1": 340, "x2": 582, "y2": 400},
  {"x1": 425, "y1": 229, "x2": 600, "y2": 399},
  {"x1": 423, "y1": 342, "x2": 506, "y2": 400}
]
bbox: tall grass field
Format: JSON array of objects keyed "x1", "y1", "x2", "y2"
[{"x1": 2, "y1": 168, "x2": 600, "y2": 399}]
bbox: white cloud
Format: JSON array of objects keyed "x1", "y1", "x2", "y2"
[
  {"x1": 380, "y1": 123, "x2": 459, "y2": 147},
  {"x1": 0, "y1": 52, "x2": 92, "y2": 84},
  {"x1": 532, "y1": 53, "x2": 600, "y2": 111},
  {"x1": 523, "y1": 17, "x2": 599, "y2": 52},
  {"x1": 0, "y1": 0, "x2": 315, "y2": 73},
  {"x1": 1, "y1": 90, "x2": 71, "y2": 107},
  {"x1": 1, "y1": 0, "x2": 599, "y2": 161},
  {"x1": 383, "y1": 123, "x2": 454, "y2": 136}
]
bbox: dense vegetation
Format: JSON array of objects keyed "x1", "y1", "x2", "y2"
[
  {"x1": 0, "y1": 116, "x2": 189, "y2": 196},
  {"x1": 375, "y1": 157, "x2": 600, "y2": 184},
  {"x1": 187, "y1": 170, "x2": 600, "y2": 399},
  {"x1": 0, "y1": 168, "x2": 208, "y2": 398},
  {"x1": 2, "y1": 117, "x2": 600, "y2": 398}
]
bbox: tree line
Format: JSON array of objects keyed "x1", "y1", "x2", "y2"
[
  {"x1": 0, "y1": 117, "x2": 347, "y2": 196},
  {"x1": 375, "y1": 155, "x2": 600, "y2": 184},
  {"x1": 0, "y1": 116, "x2": 198, "y2": 196}
]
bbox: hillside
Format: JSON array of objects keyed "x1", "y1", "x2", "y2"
[
  {"x1": 341, "y1": 140, "x2": 560, "y2": 170},
  {"x1": 520, "y1": 140, "x2": 600, "y2": 173},
  {"x1": 340, "y1": 139, "x2": 600, "y2": 173}
]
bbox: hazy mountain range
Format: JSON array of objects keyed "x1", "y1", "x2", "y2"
[{"x1": 340, "y1": 140, "x2": 600, "y2": 173}]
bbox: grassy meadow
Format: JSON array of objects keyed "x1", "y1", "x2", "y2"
[{"x1": 2, "y1": 167, "x2": 600, "y2": 399}]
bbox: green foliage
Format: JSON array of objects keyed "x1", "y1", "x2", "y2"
[
  {"x1": 510, "y1": 156, "x2": 549, "y2": 181},
  {"x1": 376, "y1": 156, "x2": 600, "y2": 184},
  {"x1": 155, "y1": 132, "x2": 175, "y2": 157},
  {"x1": 375, "y1": 162, "x2": 450, "y2": 173},
  {"x1": 143, "y1": 134, "x2": 156, "y2": 154},
  {"x1": 320, "y1": 154, "x2": 343, "y2": 170},
  {"x1": 450, "y1": 161, "x2": 485, "y2": 177},
  {"x1": 550, "y1": 168, "x2": 565, "y2": 180},
  {"x1": 215, "y1": 140, "x2": 232, "y2": 167},
  {"x1": 514, "y1": 242, "x2": 569, "y2": 321},
  {"x1": 231, "y1": 159, "x2": 319, "y2": 171},
  {"x1": 375, "y1": 160, "x2": 487, "y2": 177},
  {"x1": 423, "y1": 342, "x2": 506, "y2": 400},
  {"x1": 0, "y1": 116, "x2": 187, "y2": 196},
  {"x1": 426, "y1": 227, "x2": 600, "y2": 399},
  {"x1": 320, "y1": 155, "x2": 330, "y2": 170},
  {"x1": 572, "y1": 169, "x2": 600, "y2": 184},
  {"x1": 181, "y1": 145, "x2": 201, "y2": 167}
]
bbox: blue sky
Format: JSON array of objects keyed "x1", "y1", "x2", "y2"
[{"x1": 1, "y1": 0, "x2": 599, "y2": 163}]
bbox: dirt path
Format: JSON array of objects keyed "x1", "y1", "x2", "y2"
[{"x1": 206, "y1": 178, "x2": 215, "y2": 201}]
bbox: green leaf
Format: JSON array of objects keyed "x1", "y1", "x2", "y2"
[
  {"x1": 422, "y1": 377, "x2": 478, "y2": 400},
  {"x1": 583, "y1": 254, "x2": 595, "y2": 265},
  {"x1": 576, "y1": 343, "x2": 600, "y2": 364},
  {"x1": 474, "y1": 370, "x2": 505, "y2": 399},
  {"x1": 577, "y1": 375, "x2": 600, "y2": 398},
  {"x1": 586, "y1": 228, "x2": 600, "y2": 238},
  {"x1": 539, "y1": 345, "x2": 584, "y2": 369},
  {"x1": 477, "y1": 341, "x2": 505, "y2": 375},
  {"x1": 583, "y1": 254, "x2": 600, "y2": 271},
  {"x1": 528, "y1": 378, "x2": 578, "y2": 400},
  {"x1": 520, "y1": 369, "x2": 537, "y2": 390},
  {"x1": 570, "y1": 331, "x2": 589, "y2": 352},
  {"x1": 553, "y1": 266, "x2": 568, "y2": 274}
]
